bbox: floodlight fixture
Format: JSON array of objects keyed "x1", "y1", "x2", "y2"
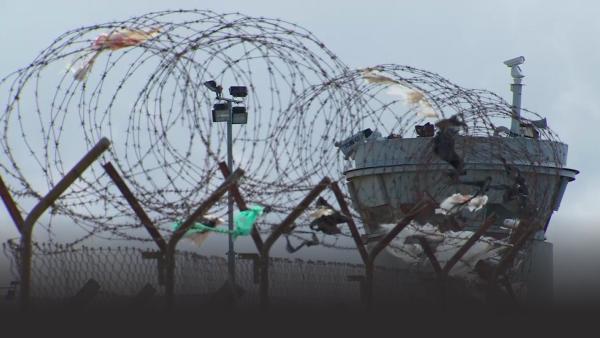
[
  {"x1": 204, "y1": 80, "x2": 223, "y2": 96},
  {"x1": 231, "y1": 106, "x2": 248, "y2": 124},
  {"x1": 229, "y1": 86, "x2": 248, "y2": 98},
  {"x1": 212, "y1": 103, "x2": 229, "y2": 122}
]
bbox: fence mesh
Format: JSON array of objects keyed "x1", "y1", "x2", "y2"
[{"x1": 4, "y1": 240, "x2": 419, "y2": 309}]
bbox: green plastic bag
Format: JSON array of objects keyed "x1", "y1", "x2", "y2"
[
  {"x1": 173, "y1": 204, "x2": 266, "y2": 240},
  {"x1": 172, "y1": 221, "x2": 230, "y2": 234},
  {"x1": 233, "y1": 205, "x2": 266, "y2": 237}
]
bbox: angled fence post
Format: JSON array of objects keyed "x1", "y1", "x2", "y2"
[
  {"x1": 363, "y1": 201, "x2": 430, "y2": 310},
  {"x1": 103, "y1": 162, "x2": 170, "y2": 296},
  {"x1": 102, "y1": 162, "x2": 167, "y2": 253},
  {"x1": 338, "y1": 186, "x2": 496, "y2": 310},
  {"x1": 328, "y1": 187, "x2": 432, "y2": 310},
  {"x1": 0, "y1": 137, "x2": 110, "y2": 310},
  {"x1": 0, "y1": 176, "x2": 25, "y2": 234},
  {"x1": 259, "y1": 177, "x2": 331, "y2": 310},
  {"x1": 415, "y1": 214, "x2": 496, "y2": 309},
  {"x1": 330, "y1": 182, "x2": 368, "y2": 263},
  {"x1": 486, "y1": 225, "x2": 535, "y2": 304},
  {"x1": 105, "y1": 161, "x2": 244, "y2": 310},
  {"x1": 164, "y1": 168, "x2": 245, "y2": 310}
]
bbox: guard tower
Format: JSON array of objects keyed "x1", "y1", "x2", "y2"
[{"x1": 340, "y1": 58, "x2": 578, "y2": 304}]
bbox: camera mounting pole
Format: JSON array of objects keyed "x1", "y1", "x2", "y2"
[{"x1": 504, "y1": 56, "x2": 525, "y2": 137}]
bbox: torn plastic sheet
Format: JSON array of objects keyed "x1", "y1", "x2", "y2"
[
  {"x1": 308, "y1": 197, "x2": 347, "y2": 235},
  {"x1": 172, "y1": 205, "x2": 266, "y2": 245},
  {"x1": 233, "y1": 205, "x2": 266, "y2": 237},
  {"x1": 502, "y1": 218, "x2": 520, "y2": 229},
  {"x1": 184, "y1": 232, "x2": 211, "y2": 246},
  {"x1": 310, "y1": 207, "x2": 334, "y2": 219},
  {"x1": 361, "y1": 69, "x2": 439, "y2": 119},
  {"x1": 91, "y1": 28, "x2": 161, "y2": 51},
  {"x1": 385, "y1": 84, "x2": 439, "y2": 118},
  {"x1": 172, "y1": 219, "x2": 245, "y2": 245},
  {"x1": 69, "y1": 27, "x2": 160, "y2": 81},
  {"x1": 435, "y1": 193, "x2": 488, "y2": 215},
  {"x1": 285, "y1": 232, "x2": 319, "y2": 253},
  {"x1": 381, "y1": 222, "x2": 514, "y2": 282}
]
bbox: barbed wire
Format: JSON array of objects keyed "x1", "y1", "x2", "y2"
[
  {"x1": 0, "y1": 9, "x2": 353, "y2": 241},
  {"x1": 0, "y1": 9, "x2": 566, "y2": 250}
]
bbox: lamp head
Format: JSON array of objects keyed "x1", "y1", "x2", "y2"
[
  {"x1": 229, "y1": 86, "x2": 248, "y2": 98},
  {"x1": 203, "y1": 80, "x2": 223, "y2": 96}
]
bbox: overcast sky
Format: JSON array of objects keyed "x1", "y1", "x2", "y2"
[{"x1": 1, "y1": 0, "x2": 598, "y2": 302}]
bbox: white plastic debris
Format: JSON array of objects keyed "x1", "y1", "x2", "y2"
[
  {"x1": 385, "y1": 85, "x2": 439, "y2": 118},
  {"x1": 467, "y1": 195, "x2": 488, "y2": 212},
  {"x1": 310, "y1": 207, "x2": 334, "y2": 219},
  {"x1": 69, "y1": 27, "x2": 160, "y2": 81},
  {"x1": 185, "y1": 232, "x2": 211, "y2": 246},
  {"x1": 181, "y1": 214, "x2": 224, "y2": 247},
  {"x1": 361, "y1": 69, "x2": 440, "y2": 119},
  {"x1": 91, "y1": 28, "x2": 160, "y2": 51},
  {"x1": 503, "y1": 218, "x2": 520, "y2": 228},
  {"x1": 435, "y1": 193, "x2": 488, "y2": 215},
  {"x1": 361, "y1": 69, "x2": 399, "y2": 85},
  {"x1": 68, "y1": 52, "x2": 101, "y2": 81},
  {"x1": 202, "y1": 214, "x2": 225, "y2": 225},
  {"x1": 380, "y1": 221, "x2": 510, "y2": 281}
]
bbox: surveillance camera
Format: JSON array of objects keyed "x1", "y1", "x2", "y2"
[{"x1": 503, "y1": 56, "x2": 525, "y2": 67}]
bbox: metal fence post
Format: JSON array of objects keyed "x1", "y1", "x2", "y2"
[
  {"x1": 363, "y1": 201, "x2": 431, "y2": 310},
  {"x1": 258, "y1": 177, "x2": 331, "y2": 310},
  {"x1": 164, "y1": 168, "x2": 244, "y2": 310},
  {"x1": 0, "y1": 138, "x2": 110, "y2": 310}
]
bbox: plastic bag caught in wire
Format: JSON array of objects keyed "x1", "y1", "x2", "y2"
[
  {"x1": 435, "y1": 193, "x2": 488, "y2": 215},
  {"x1": 233, "y1": 205, "x2": 267, "y2": 237},
  {"x1": 69, "y1": 27, "x2": 160, "y2": 81},
  {"x1": 92, "y1": 28, "x2": 160, "y2": 51},
  {"x1": 361, "y1": 69, "x2": 439, "y2": 118},
  {"x1": 309, "y1": 197, "x2": 348, "y2": 235},
  {"x1": 172, "y1": 215, "x2": 224, "y2": 246},
  {"x1": 285, "y1": 232, "x2": 319, "y2": 253},
  {"x1": 173, "y1": 205, "x2": 266, "y2": 246}
]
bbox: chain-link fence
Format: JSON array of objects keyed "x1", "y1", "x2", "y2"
[{"x1": 4, "y1": 240, "x2": 414, "y2": 309}]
